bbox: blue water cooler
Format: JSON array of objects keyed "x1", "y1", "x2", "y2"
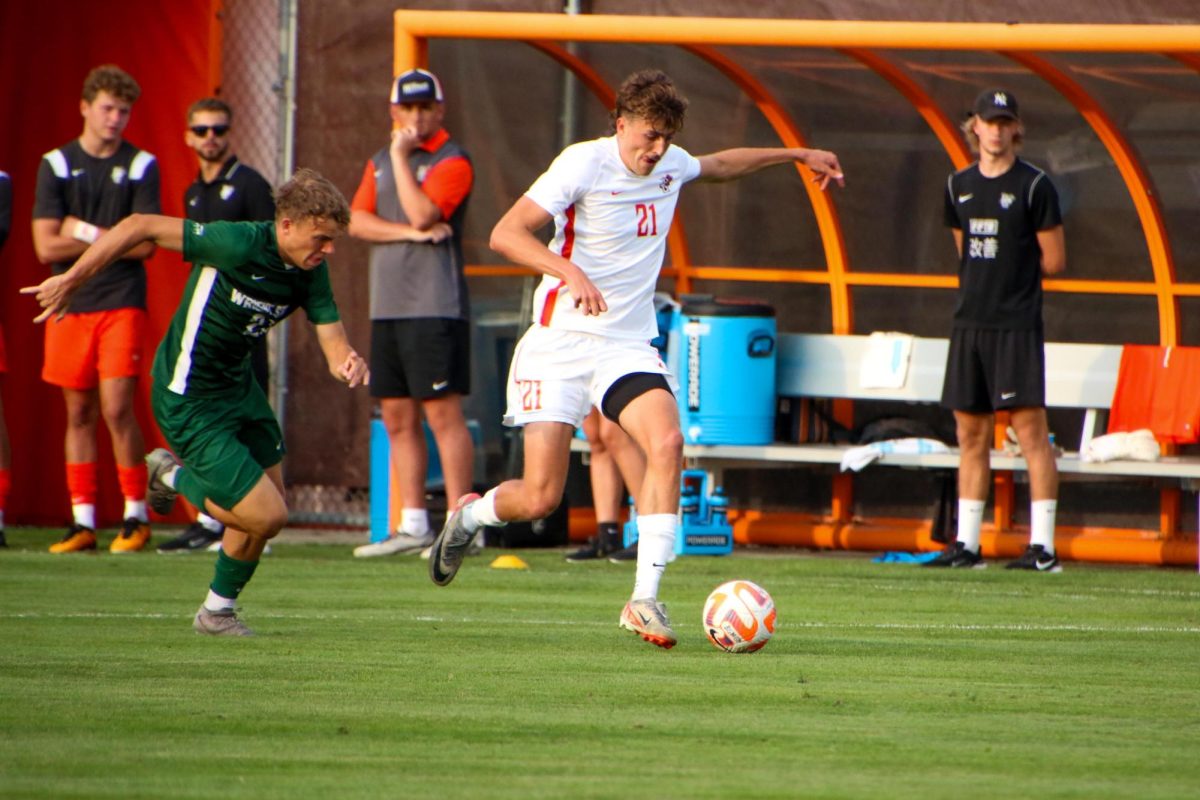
[{"x1": 667, "y1": 296, "x2": 776, "y2": 445}]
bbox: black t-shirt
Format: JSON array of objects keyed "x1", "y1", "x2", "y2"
[
  {"x1": 33, "y1": 139, "x2": 161, "y2": 312},
  {"x1": 184, "y1": 155, "x2": 275, "y2": 224},
  {"x1": 943, "y1": 158, "x2": 1061, "y2": 330}
]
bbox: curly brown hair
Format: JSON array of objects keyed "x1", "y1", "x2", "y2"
[
  {"x1": 612, "y1": 69, "x2": 689, "y2": 134},
  {"x1": 274, "y1": 168, "x2": 350, "y2": 228},
  {"x1": 82, "y1": 64, "x2": 141, "y2": 104}
]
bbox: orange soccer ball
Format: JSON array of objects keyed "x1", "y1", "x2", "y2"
[{"x1": 702, "y1": 580, "x2": 776, "y2": 653}]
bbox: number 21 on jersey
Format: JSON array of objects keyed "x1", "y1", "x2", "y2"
[
  {"x1": 635, "y1": 203, "x2": 658, "y2": 237},
  {"x1": 517, "y1": 380, "x2": 543, "y2": 412}
]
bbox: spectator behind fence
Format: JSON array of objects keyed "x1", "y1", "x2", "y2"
[
  {"x1": 927, "y1": 88, "x2": 1066, "y2": 573},
  {"x1": 348, "y1": 69, "x2": 476, "y2": 559},
  {"x1": 427, "y1": 68, "x2": 844, "y2": 650},
  {"x1": 31, "y1": 64, "x2": 161, "y2": 554},
  {"x1": 23, "y1": 168, "x2": 370, "y2": 636},
  {"x1": 157, "y1": 97, "x2": 278, "y2": 555}
]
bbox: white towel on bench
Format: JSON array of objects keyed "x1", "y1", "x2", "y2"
[
  {"x1": 1081, "y1": 429, "x2": 1160, "y2": 463},
  {"x1": 840, "y1": 437, "x2": 951, "y2": 472},
  {"x1": 859, "y1": 332, "x2": 914, "y2": 389}
]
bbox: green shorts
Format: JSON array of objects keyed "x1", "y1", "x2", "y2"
[{"x1": 151, "y1": 377, "x2": 285, "y2": 511}]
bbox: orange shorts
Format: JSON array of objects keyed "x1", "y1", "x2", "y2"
[{"x1": 42, "y1": 308, "x2": 147, "y2": 389}]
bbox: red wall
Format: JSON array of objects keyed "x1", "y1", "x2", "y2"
[{"x1": 0, "y1": 2, "x2": 215, "y2": 525}]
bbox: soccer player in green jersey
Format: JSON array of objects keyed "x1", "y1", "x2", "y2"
[{"x1": 23, "y1": 168, "x2": 369, "y2": 636}]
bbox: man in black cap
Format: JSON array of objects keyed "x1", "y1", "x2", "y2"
[
  {"x1": 927, "y1": 88, "x2": 1067, "y2": 572},
  {"x1": 348, "y1": 68, "x2": 476, "y2": 558}
]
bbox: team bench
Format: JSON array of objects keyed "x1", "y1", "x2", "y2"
[
  {"x1": 571, "y1": 333, "x2": 1200, "y2": 565},
  {"x1": 688, "y1": 333, "x2": 1200, "y2": 482}
]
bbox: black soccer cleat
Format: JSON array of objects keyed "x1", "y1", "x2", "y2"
[
  {"x1": 923, "y1": 541, "x2": 986, "y2": 569},
  {"x1": 1005, "y1": 544, "x2": 1063, "y2": 573},
  {"x1": 158, "y1": 522, "x2": 223, "y2": 554}
]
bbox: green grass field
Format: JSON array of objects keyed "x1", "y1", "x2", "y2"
[{"x1": 2, "y1": 528, "x2": 1198, "y2": 800}]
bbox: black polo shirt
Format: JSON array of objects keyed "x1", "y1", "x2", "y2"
[{"x1": 184, "y1": 155, "x2": 275, "y2": 224}]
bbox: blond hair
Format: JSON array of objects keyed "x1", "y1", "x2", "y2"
[
  {"x1": 961, "y1": 114, "x2": 1025, "y2": 154},
  {"x1": 274, "y1": 168, "x2": 350, "y2": 228}
]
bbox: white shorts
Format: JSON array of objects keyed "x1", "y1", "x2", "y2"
[{"x1": 503, "y1": 326, "x2": 676, "y2": 427}]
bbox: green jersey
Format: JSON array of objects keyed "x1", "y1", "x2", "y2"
[{"x1": 151, "y1": 219, "x2": 339, "y2": 396}]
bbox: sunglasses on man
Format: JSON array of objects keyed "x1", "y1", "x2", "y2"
[{"x1": 189, "y1": 124, "x2": 230, "y2": 137}]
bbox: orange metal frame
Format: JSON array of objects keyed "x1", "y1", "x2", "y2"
[{"x1": 392, "y1": 11, "x2": 1200, "y2": 565}]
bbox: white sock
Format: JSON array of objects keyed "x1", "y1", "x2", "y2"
[
  {"x1": 632, "y1": 513, "x2": 677, "y2": 600},
  {"x1": 161, "y1": 466, "x2": 179, "y2": 489},
  {"x1": 73, "y1": 503, "x2": 96, "y2": 530},
  {"x1": 203, "y1": 590, "x2": 236, "y2": 613},
  {"x1": 463, "y1": 488, "x2": 504, "y2": 532},
  {"x1": 1030, "y1": 499, "x2": 1058, "y2": 553},
  {"x1": 957, "y1": 499, "x2": 985, "y2": 553},
  {"x1": 124, "y1": 500, "x2": 148, "y2": 523},
  {"x1": 400, "y1": 508, "x2": 430, "y2": 536},
  {"x1": 197, "y1": 513, "x2": 224, "y2": 534}
]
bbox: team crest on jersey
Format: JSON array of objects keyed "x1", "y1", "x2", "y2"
[
  {"x1": 416, "y1": 165, "x2": 430, "y2": 182},
  {"x1": 1000, "y1": 192, "x2": 1015, "y2": 209},
  {"x1": 191, "y1": 222, "x2": 206, "y2": 236},
  {"x1": 111, "y1": 166, "x2": 127, "y2": 185},
  {"x1": 659, "y1": 173, "x2": 674, "y2": 192},
  {"x1": 221, "y1": 184, "x2": 236, "y2": 201}
]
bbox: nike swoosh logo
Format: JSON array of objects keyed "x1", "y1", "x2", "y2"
[
  {"x1": 652, "y1": 563, "x2": 666, "y2": 568},
  {"x1": 1035, "y1": 559, "x2": 1056, "y2": 571},
  {"x1": 958, "y1": 193, "x2": 973, "y2": 202},
  {"x1": 635, "y1": 611, "x2": 651, "y2": 625},
  {"x1": 251, "y1": 275, "x2": 266, "y2": 281},
  {"x1": 1000, "y1": 391, "x2": 1017, "y2": 400},
  {"x1": 610, "y1": 191, "x2": 624, "y2": 196},
  {"x1": 71, "y1": 168, "x2": 85, "y2": 176},
  {"x1": 432, "y1": 380, "x2": 449, "y2": 391}
]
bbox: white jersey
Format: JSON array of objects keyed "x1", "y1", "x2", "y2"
[{"x1": 524, "y1": 136, "x2": 701, "y2": 341}]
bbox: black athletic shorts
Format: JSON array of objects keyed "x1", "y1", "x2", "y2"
[
  {"x1": 369, "y1": 318, "x2": 470, "y2": 400},
  {"x1": 941, "y1": 327, "x2": 1045, "y2": 413}
]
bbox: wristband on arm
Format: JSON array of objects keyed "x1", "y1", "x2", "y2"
[{"x1": 71, "y1": 221, "x2": 101, "y2": 244}]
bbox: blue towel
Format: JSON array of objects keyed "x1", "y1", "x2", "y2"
[{"x1": 872, "y1": 551, "x2": 941, "y2": 564}]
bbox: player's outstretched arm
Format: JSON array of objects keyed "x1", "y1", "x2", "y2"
[
  {"x1": 315, "y1": 321, "x2": 369, "y2": 388},
  {"x1": 21, "y1": 213, "x2": 184, "y2": 323},
  {"x1": 697, "y1": 147, "x2": 845, "y2": 190},
  {"x1": 490, "y1": 196, "x2": 607, "y2": 316}
]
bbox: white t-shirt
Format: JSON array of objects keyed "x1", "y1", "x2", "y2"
[{"x1": 524, "y1": 136, "x2": 701, "y2": 341}]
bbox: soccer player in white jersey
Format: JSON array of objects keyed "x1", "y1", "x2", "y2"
[{"x1": 427, "y1": 69, "x2": 844, "y2": 649}]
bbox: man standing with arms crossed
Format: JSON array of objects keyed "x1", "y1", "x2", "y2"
[
  {"x1": 32, "y1": 64, "x2": 160, "y2": 553},
  {"x1": 926, "y1": 88, "x2": 1066, "y2": 572},
  {"x1": 428, "y1": 69, "x2": 844, "y2": 649},
  {"x1": 348, "y1": 69, "x2": 476, "y2": 558},
  {"x1": 24, "y1": 168, "x2": 369, "y2": 635},
  {"x1": 157, "y1": 97, "x2": 277, "y2": 554}
]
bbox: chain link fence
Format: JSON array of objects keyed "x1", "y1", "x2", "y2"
[{"x1": 220, "y1": 0, "x2": 370, "y2": 527}]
